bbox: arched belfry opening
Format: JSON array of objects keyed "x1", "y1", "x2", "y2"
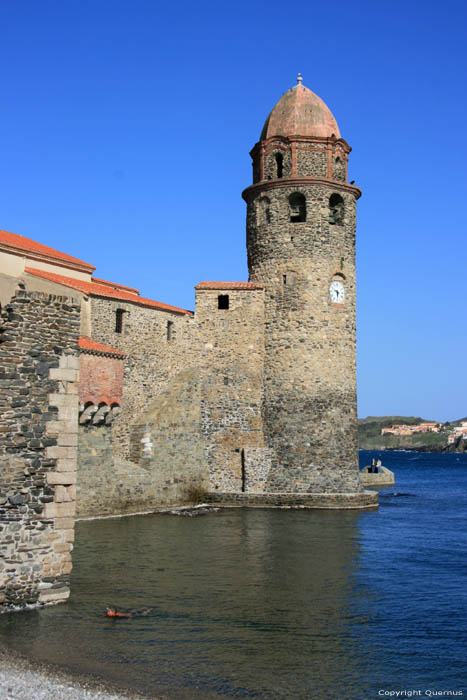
[
  {"x1": 289, "y1": 193, "x2": 306, "y2": 223},
  {"x1": 329, "y1": 193, "x2": 344, "y2": 225},
  {"x1": 275, "y1": 153, "x2": 283, "y2": 179}
]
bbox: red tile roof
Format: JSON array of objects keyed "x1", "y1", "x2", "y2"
[
  {"x1": 79, "y1": 336, "x2": 125, "y2": 357},
  {"x1": 91, "y1": 277, "x2": 140, "y2": 295},
  {"x1": 0, "y1": 229, "x2": 95, "y2": 272},
  {"x1": 195, "y1": 281, "x2": 265, "y2": 290},
  {"x1": 25, "y1": 267, "x2": 193, "y2": 316}
]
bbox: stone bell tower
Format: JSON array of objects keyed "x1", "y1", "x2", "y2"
[{"x1": 242, "y1": 75, "x2": 363, "y2": 494}]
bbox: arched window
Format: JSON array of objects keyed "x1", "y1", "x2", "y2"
[
  {"x1": 329, "y1": 193, "x2": 344, "y2": 225},
  {"x1": 289, "y1": 193, "x2": 306, "y2": 223},
  {"x1": 275, "y1": 153, "x2": 283, "y2": 179}
]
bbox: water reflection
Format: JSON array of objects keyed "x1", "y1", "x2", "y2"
[{"x1": 0, "y1": 509, "x2": 376, "y2": 699}]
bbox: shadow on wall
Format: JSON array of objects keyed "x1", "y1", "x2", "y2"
[{"x1": 77, "y1": 368, "x2": 207, "y2": 518}]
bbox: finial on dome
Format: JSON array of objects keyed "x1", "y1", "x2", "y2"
[{"x1": 297, "y1": 73, "x2": 303, "y2": 85}]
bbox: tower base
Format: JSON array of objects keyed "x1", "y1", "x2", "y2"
[{"x1": 205, "y1": 490, "x2": 378, "y2": 509}]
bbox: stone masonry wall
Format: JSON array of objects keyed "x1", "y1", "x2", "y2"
[
  {"x1": 263, "y1": 143, "x2": 292, "y2": 180},
  {"x1": 89, "y1": 297, "x2": 196, "y2": 460},
  {"x1": 0, "y1": 286, "x2": 80, "y2": 612},
  {"x1": 74, "y1": 295, "x2": 208, "y2": 515},
  {"x1": 77, "y1": 285, "x2": 268, "y2": 511},
  {"x1": 77, "y1": 366, "x2": 206, "y2": 517},
  {"x1": 296, "y1": 146, "x2": 328, "y2": 177},
  {"x1": 244, "y1": 169, "x2": 362, "y2": 493},
  {"x1": 195, "y1": 288, "x2": 265, "y2": 491},
  {"x1": 205, "y1": 490, "x2": 378, "y2": 509},
  {"x1": 254, "y1": 138, "x2": 350, "y2": 184},
  {"x1": 242, "y1": 447, "x2": 271, "y2": 493}
]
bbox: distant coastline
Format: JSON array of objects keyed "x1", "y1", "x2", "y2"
[{"x1": 358, "y1": 415, "x2": 467, "y2": 453}]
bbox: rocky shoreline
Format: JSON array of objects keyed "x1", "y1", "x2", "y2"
[
  {"x1": 0, "y1": 642, "x2": 155, "y2": 700},
  {"x1": 359, "y1": 443, "x2": 467, "y2": 453}
]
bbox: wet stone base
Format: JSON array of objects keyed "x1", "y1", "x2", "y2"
[
  {"x1": 205, "y1": 490, "x2": 379, "y2": 509},
  {"x1": 0, "y1": 584, "x2": 70, "y2": 614}
]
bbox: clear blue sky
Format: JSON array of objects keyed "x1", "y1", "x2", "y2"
[{"x1": 0, "y1": 0, "x2": 465, "y2": 421}]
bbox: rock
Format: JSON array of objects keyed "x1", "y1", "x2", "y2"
[{"x1": 8, "y1": 494, "x2": 26, "y2": 506}]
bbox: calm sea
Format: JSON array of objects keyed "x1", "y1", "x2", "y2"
[{"x1": 0, "y1": 451, "x2": 466, "y2": 699}]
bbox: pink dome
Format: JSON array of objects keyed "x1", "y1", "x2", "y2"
[{"x1": 261, "y1": 81, "x2": 340, "y2": 140}]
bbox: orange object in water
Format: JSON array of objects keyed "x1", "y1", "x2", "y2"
[{"x1": 106, "y1": 607, "x2": 132, "y2": 618}]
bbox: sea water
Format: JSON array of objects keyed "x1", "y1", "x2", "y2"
[{"x1": 0, "y1": 451, "x2": 466, "y2": 699}]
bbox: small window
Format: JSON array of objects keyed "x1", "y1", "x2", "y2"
[
  {"x1": 329, "y1": 193, "x2": 344, "y2": 225},
  {"x1": 283, "y1": 274, "x2": 287, "y2": 285},
  {"x1": 218, "y1": 294, "x2": 229, "y2": 310},
  {"x1": 115, "y1": 308, "x2": 124, "y2": 334},
  {"x1": 167, "y1": 320, "x2": 174, "y2": 342},
  {"x1": 224, "y1": 377, "x2": 229, "y2": 385},
  {"x1": 275, "y1": 153, "x2": 283, "y2": 178},
  {"x1": 289, "y1": 193, "x2": 306, "y2": 223}
]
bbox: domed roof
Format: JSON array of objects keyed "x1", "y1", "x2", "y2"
[{"x1": 260, "y1": 76, "x2": 340, "y2": 140}]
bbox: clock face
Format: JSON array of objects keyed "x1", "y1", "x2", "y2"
[{"x1": 329, "y1": 280, "x2": 345, "y2": 303}]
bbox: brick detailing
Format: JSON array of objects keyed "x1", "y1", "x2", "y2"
[
  {"x1": 79, "y1": 352, "x2": 123, "y2": 406},
  {"x1": 0, "y1": 286, "x2": 80, "y2": 613},
  {"x1": 252, "y1": 136, "x2": 351, "y2": 184},
  {"x1": 263, "y1": 143, "x2": 293, "y2": 180}
]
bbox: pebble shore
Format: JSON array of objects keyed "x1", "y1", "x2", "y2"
[{"x1": 0, "y1": 644, "x2": 155, "y2": 700}]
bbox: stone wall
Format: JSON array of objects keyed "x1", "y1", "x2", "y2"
[
  {"x1": 296, "y1": 145, "x2": 328, "y2": 176},
  {"x1": 0, "y1": 286, "x2": 80, "y2": 612},
  {"x1": 205, "y1": 490, "x2": 378, "y2": 509},
  {"x1": 76, "y1": 366, "x2": 207, "y2": 516},
  {"x1": 244, "y1": 156, "x2": 362, "y2": 493},
  {"x1": 263, "y1": 142, "x2": 292, "y2": 180},
  {"x1": 195, "y1": 287, "x2": 266, "y2": 491},
  {"x1": 242, "y1": 447, "x2": 271, "y2": 492},
  {"x1": 252, "y1": 137, "x2": 351, "y2": 184},
  {"x1": 89, "y1": 296, "x2": 195, "y2": 460},
  {"x1": 77, "y1": 418, "x2": 196, "y2": 517},
  {"x1": 74, "y1": 284, "x2": 269, "y2": 512}
]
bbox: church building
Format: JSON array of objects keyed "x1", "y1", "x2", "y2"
[{"x1": 0, "y1": 78, "x2": 377, "y2": 612}]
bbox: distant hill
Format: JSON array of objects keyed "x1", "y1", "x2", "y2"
[{"x1": 358, "y1": 415, "x2": 467, "y2": 452}]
